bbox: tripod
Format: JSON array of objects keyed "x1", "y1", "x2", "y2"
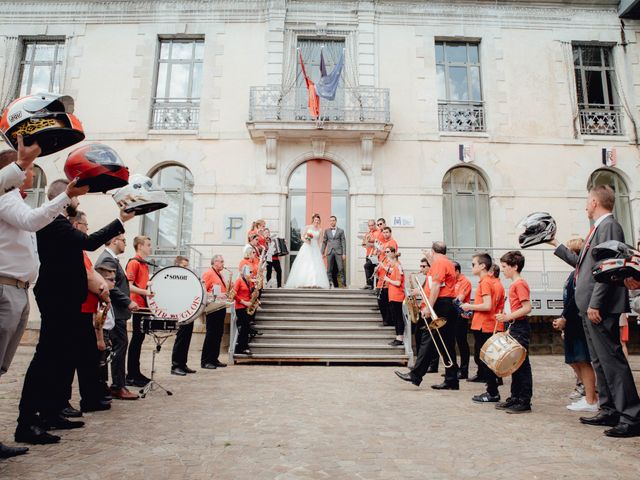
[{"x1": 139, "y1": 330, "x2": 175, "y2": 398}]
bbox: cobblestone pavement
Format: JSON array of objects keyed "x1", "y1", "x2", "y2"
[{"x1": 1, "y1": 346, "x2": 639, "y2": 480}]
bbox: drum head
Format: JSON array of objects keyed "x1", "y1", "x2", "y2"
[{"x1": 147, "y1": 266, "x2": 204, "y2": 324}]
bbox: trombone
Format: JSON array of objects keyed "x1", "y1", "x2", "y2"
[{"x1": 415, "y1": 281, "x2": 454, "y2": 368}]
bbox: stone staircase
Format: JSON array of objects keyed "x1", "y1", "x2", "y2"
[{"x1": 233, "y1": 288, "x2": 409, "y2": 364}]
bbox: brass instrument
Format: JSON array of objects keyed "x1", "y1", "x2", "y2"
[
  {"x1": 403, "y1": 274, "x2": 421, "y2": 324},
  {"x1": 415, "y1": 281, "x2": 454, "y2": 368},
  {"x1": 247, "y1": 250, "x2": 267, "y2": 315},
  {"x1": 94, "y1": 302, "x2": 110, "y2": 352},
  {"x1": 224, "y1": 267, "x2": 236, "y2": 301}
]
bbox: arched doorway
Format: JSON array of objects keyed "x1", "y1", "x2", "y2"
[
  {"x1": 287, "y1": 159, "x2": 349, "y2": 273},
  {"x1": 587, "y1": 168, "x2": 634, "y2": 244}
]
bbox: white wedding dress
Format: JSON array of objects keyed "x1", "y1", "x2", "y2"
[{"x1": 285, "y1": 226, "x2": 330, "y2": 289}]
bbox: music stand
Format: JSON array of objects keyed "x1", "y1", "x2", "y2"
[{"x1": 139, "y1": 314, "x2": 177, "y2": 398}]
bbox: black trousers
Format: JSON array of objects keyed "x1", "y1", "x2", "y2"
[
  {"x1": 18, "y1": 299, "x2": 78, "y2": 426},
  {"x1": 475, "y1": 331, "x2": 499, "y2": 396},
  {"x1": 202, "y1": 309, "x2": 226, "y2": 365},
  {"x1": 235, "y1": 308, "x2": 251, "y2": 351},
  {"x1": 472, "y1": 330, "x2": 484, "y2": 378},
  {"x1": 364, "y1": 258, "x2": 375, "y2": 288},
  {"x1": 377, "y1": 288, "x2": 390, "y2": 325},
  {"x1": 266, "y1": 259, "x2": 282, "y2": 288},
  {"x1": 389, "y1": 301, "x2": 405, "y2": 336},
  {"x1": 110, "y1": 318, "x2": 128, "y2": 388},
  {"x1": 509, "y1": 324, "x2": 532, "y2": 403},
  {"x1": 127, "y1": 312, "x2": 145, "y2": 379},
  {"x1": 171, "y1": 322, "x2": 194, "y2": 368},
  {"x1": 411, "y1": 298, "x2": 459, "y2": 385},
  {"x1": 455, "y1": 315, "x2": 470, "y2": 372}
]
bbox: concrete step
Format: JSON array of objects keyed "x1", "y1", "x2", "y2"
[
  {"x1": 260, "y1": 300, "x2": 378, "y2": 308},
  {"x1": 256, "y1": 325, "x2": 395, "y2": 336},
  {"x1": 254, "y1": 319, "x2": 384, "y2": 328},
  {"x1": 251, "y1": 334, "x2": 398, "y2": 345},
  {"x1": 233, "y1": 353, "x2": 408, "y2": 364},
  {"x1": 262, "y1": 288, "x2": 373, "y2": 296},
  {"x1": 256, "y1": 308, "x2": 380, "y2": 316},
  {"x1": 246, "y1": 343, "x2": 405, "y2": 356}
]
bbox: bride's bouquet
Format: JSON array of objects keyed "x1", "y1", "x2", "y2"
[{"x1": 303, "y1": 231, "x2": 314, "y2": 243}]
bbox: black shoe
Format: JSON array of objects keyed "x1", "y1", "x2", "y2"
[
  {"x1": 472, "y1": 392, "x2": 500, "y2": 403},
  {"x1": 183, "y1": 365, "x2": 197, "y2": 374},
  {"x1": 425, "y1": 367, "x2": 439, "y2": 374},
  {"x1": 126, "y1": 376, "x2": 150, "y2": 387},
  {"x1": 81, "y1": 400, "x2": 112, "y2": 413},
  {"x1": 495, "y1": 397, "x2": 518, "y2": 410},
  {"x1": 212, "y1": 361, "x2": 227, "y2": 368},
  {"x1": 431, "y1": 382, "x2": 459, "y2": 390},
  {"x1": 60, "y1": 406, "x2": 83, "y2": 418},
  {"x1": 394, "y1": 370, "x2": 421, "y2": 387},
  {"x1": 102, "y1": 394, "x2": 113, "y2": 402},
  {"x1": 41, "y1": 415, "x2": 85, "y2": 431},
  {"x1": 604, "y1": 423, "x2": 640, "y2": 438},
  {"x1": 580, "y1": 412, "x2": 620, "y2": 427},
  {"x1": 171, "y1": 367, "x2": 188, "y2": 376},
  {"x1": 505, "y1": 401, "x2": 532, "y2": 414},
  {"x1": 0, "y1": 442, "x2": 29, "y2": 458},
  {"x1": 388, "y1": 339, "x2": 403, "y2": 346},
  {"x1": 15, "y1": 425, "x2": 60, "y2": 445},
  {"x1": 201, "y1": 363, "x2": 218, "y2": 369},
  {"x1": 457, "y1": 370, "x2": 468, "y2": 380},
  {"x1": 466, "y1": 375, "x2": 486, "y2": 383}
]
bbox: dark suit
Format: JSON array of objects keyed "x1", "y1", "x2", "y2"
[
  {"x1": 555, "y1": 214, "x2": 640, "y2": 425},
  {"x1": 322, "y1": 227, "x2": 347, "y2": 287},
  {"x1": 17, "y1": 216, "x2": 124, "y2": 426},
  {"x1": 96, "y1": 250, "x2": 131, "y2": 389}
]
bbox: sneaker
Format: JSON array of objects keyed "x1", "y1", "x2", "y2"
[
  {"x1": 472, "y1": 392, "x2": 500, "y2": 403},
  {"x1": 569, "y1": 383, "x2": 586, "y2": 401},
  {"x1": 495, "y1": 397, "x2": 519, "y2": 410},
  {"x1": 566, "y1": 397, "x2": 599, "y2": 412},
  {"x1": 505, "y1": 401, "x2": 532, "y2": 414}
]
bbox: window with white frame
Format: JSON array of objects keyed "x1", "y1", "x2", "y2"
[
  {"x1": 24, "y1": 165, "x2": 46, "y2": 208},
  {"x1": 573, "y1": 44, "x2": 623, "y2": 136},
  {"x1": 436, "y1": 41, "x2": 484, "y2": 132},
  {"x1": 151, "y1": 38, "x2": 204, "y2": 130},
  {"x1": 17, "y1": 39, "x2": 65, "y2": 96}
]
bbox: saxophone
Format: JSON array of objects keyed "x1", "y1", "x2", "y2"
[
  {"x1": 247, "y1": 250, "x2": 266, "y2": 315},
  {"x1": 224, "y1": 267, "x2": 236, "y2": 301},
  {"x1": 403, "y1": 274, "x2": 421, "y2": 324}
]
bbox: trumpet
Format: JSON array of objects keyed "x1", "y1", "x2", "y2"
[{"x1": 415, "y1": 281, "x2": 454, "y2": 368}]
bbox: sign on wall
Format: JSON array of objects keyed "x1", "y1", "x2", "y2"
[
  {"x1": 391, "y1": 215, "x2": 414, "y2": 228},
  {"x1": 223, "y1": 215, "x2": 246, "y2": 244}
]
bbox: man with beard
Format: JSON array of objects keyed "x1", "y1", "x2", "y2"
[{"x1": 15, "y1": 179, "x2": 133, "y2": 445}]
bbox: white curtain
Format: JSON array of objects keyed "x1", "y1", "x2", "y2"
[{"x1": 0, "y1": 36, "x2": 20, "y2": 109}]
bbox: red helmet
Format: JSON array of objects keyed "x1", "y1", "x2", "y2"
[
  {"x1": 64, "y1": 144, "x2": 129, "y2": 193},
  {"x1": 0, "y1": 93, "x2": 85, "y2": 156}
]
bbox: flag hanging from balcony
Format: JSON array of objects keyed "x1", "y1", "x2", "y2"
[
  {"x1": 317, "y1": 50, "x2": 344, "y2": 101},
  {"x1": 299, "y1": 51, "x2": 320, "y2": 118}
]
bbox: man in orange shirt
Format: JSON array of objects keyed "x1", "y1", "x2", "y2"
[
  {"x1": 461, "y1": 253, "x2": 503, "y2": 403},
  {"x1": 126, "y1": 235, "x2": 154, "y2": 386},
  {"x1": 395, "y1": 241, "x2": 459, "y2": 390},
  {"x1": 362, "y1": 219, "x2": 382, "y2": 289},
  {"x1": 233, "y1": 265, "x2": 254, "y2": 356},
  {"x1": 453, "y1": 261, "x2": 472, "y2": 379},
  {"x1": 378, "y1": 226, "x2": 398, "y2": 264},
  {"x1": 200, "y1": 254, "x2": 229, "y2": 369}
]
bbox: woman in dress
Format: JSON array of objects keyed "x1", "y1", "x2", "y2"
[{"x1": 285, "y1": 214, "x2": 330, "y2": 289}]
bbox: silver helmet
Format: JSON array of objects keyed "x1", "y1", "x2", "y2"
[
  {"x1": 112, "y1": 174, "x2": 168, "y2": 215},
  {"x1": 517, "y1": 212, "x2": 557, "y2": 248}
]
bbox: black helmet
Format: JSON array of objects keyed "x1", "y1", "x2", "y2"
[
  {"x1": 517, "y1": 212, "x2": 556, "y2": 248},
  {"x1": 591, "y1": 240, "x2": 639, "y2": 262},
  {"x1": 592, "y1": 256, "x2": 640, "y2": 286}
]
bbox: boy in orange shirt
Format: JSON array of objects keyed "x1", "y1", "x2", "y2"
[
  {"x1": 383, "y1": 250, "x2": 405, "y2": 346},
  {"x1": 461, "y1": 253, "x2": 503, "y2": 403},
  {"x1": 495, "y1": 251, "x2": 533, "y2": 413}
]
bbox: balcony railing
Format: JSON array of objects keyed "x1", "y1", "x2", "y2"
[
  {"x1": 151, "y1": 98, "x2": 200, "y2": 130},
  {"x1": 248, "y1": 86, "x2": 390, "y2": 123},
  {"x1": 578, "y1": 104, "x2": 623, "y2": 136},
  {"x1": 438, "y1": 101, "x2": 486, "y2": 132}
]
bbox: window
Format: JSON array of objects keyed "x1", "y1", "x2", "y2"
[
  {"x1": 151, "y1": 38, "x2": 204, "y2": 130},
  {"x1": 587, "y1": 169, "x2": 634, "y2": 244},
  {"x1": 573, "y1": 44, "x2": 622, "y2": 136},
  {"x1": 142, "y1": 164, "x2": 194, "y2": 265},
  {"x1": 436, "y1": 41, "x2": 484, "y2": 132},
  {"x1": 24, "y1": 165, "x2": 46, "y2": 208},
  {"x1": 18, "y1": 39, "x2": 65, "y2": 96},
  {"x1": 442, "y1": 166, "x2": 491, "y2": 247}
]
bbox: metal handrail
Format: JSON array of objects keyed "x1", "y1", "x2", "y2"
[
  {"x1": 227, "y1": 305, "x2": 238, "y2": 365},
  {"x1": 402, "y1": 283, "x2": 415, "y2": 368}
]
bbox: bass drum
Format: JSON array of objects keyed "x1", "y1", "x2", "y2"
[
  {"x1": 480, "y1": 332, "x2": 526, "y2": 378},
  {"x1": 147, "y1": 266, "x2": 204, "y2": 325}
]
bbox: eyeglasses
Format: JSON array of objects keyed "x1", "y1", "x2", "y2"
[
  {"x1": 384, "y1": 250, "x2": 391, "y2": 253},
  {"x1": 376, "y1": 223, "x2": 384, "y2": 226},
  {"x1": 419, "y1": 265, "x2": 428, "y2": 268},
  {"x1": 76, "y1": 222, "x2": 88, "y2": 226}
]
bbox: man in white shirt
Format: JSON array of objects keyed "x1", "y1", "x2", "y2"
[
  {"x1": 0, "y1": 140, "x2": 88, "y2": 455},
  {"x1": 0, "y1": 135, "x2": 38, "y2": 196}
]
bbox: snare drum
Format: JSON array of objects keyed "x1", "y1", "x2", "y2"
[
  {"x1": 147, "y1": 266, "x2": 205, "y2": 325},
  {"x1": 480, "y1": 331, "x2": 526, "y2": 378}
]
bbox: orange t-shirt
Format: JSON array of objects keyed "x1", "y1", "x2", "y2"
[
  {"x1": 81, "y1": 252, "x2": 99, "y2": 314},
  {"x1": 233, "y1": 277, "x2": 251, "y2": 310},
  {"x1": 491, "y1": 276, "x2": 506, "y2": 317},
  {"x1": 376, "y1": 258, "x2": 390, "y2": 288},
  {"x1": 508, "y1": 278, "x2": 530, "y2": 322},
  {"x1": 202, "y1": 268, "x2": 228, "y2": 294},
  {"x1": 387, "y1": 264, "x2": 405, "y2": 302},
  {"x1": 419, "y1": 276, "x2": 432, "y2": 310},
  {"x1": 428, "y1": 256, "x2": 456, "y2": 298},
  {"x1": 238, "y1": 258, "x2": 259, "y2": 278},
  {"x1": 364, "y1": 229, "x2": 383, "y2": 257},
  {"x1": 126, "y1": 256, "x2": 149, "y2": 308},
  {"x1": 455, "y1": 274, "x2": 472, "y2": 303},
  {"x1": 378, "y1": 237, "x2": 398, "y2": 262},
  {"x1": 470, "y1": 275, "x2": 504, "y2": 333}
]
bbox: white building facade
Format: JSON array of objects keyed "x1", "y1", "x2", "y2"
[{"x1": 1, "y1": 1, "x2": 639, "y2": 313}]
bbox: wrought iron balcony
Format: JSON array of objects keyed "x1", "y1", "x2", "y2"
[
  {"x1": 151, "y1": 98, "x2": 200, "y2": 130},
  {"x1": 248, "y1": 86, "x2": 390, "y2": 124},
  {"x1": 438, "y1": 101, "x2": 486, "y2": 133},
  {"x1": 578, "y1": 104, "x2": 623, "y2": 136}
]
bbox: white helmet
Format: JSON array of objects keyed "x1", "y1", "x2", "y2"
[
  {"x1": 112, "y1": 174, "x2": 169, "y2": 215},
  {"x1": 516, "y1": 212, "x2": 557, "y2": 248}
]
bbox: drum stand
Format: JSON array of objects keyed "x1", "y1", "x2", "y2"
[{"x1": 139, "y1": 331, "x2": 175, "y2": 398}]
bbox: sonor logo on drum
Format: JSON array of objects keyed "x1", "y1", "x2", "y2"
[{"x1": 164, "y1": 274, "x2": 188, "y2": 280}]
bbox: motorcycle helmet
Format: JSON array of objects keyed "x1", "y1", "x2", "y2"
[
  {"x1": 112, "y1": 174, "x2": 169, "y2": 215},
  {"x1": 592, "y1": 256, "x2": 640, "y2": 286},
  {"x1": 591, "y1": 240, "x2": 639, "y2": 262},
  {"x1": 64, "y1": 143, "x2": 129, "y2": 192},
  {"x1": 517, "y1": 212, "x2": 557, "y2": 248},
  {"x1": 0, "y1": 93, "x2": 85, "y2": 156}
]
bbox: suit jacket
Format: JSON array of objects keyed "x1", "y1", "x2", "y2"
[
  {"x1": 96, "y1": 250, "x2": 131, "y2": 321},
  {"x1": 554, "y1": 214, "x2": 629, "y2": 315},
  {"x1": 322, "y1": 227, "x2": 346, "y2": 256},
  {"x1": 34, "y1": 215, "x2": 125, "y2": 307}
]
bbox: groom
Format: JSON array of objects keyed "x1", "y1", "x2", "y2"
[{"x1": 322, "y1": 215, "x2": 347, "y2": 288}]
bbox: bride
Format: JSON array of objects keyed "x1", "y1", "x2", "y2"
[{"x1": 285, "y1": 214, "x2": 330, "y2": 289}]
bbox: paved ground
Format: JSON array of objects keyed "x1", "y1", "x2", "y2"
[{"x1": 1, "y1": 346, "x2": 639, "y2": 480}]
